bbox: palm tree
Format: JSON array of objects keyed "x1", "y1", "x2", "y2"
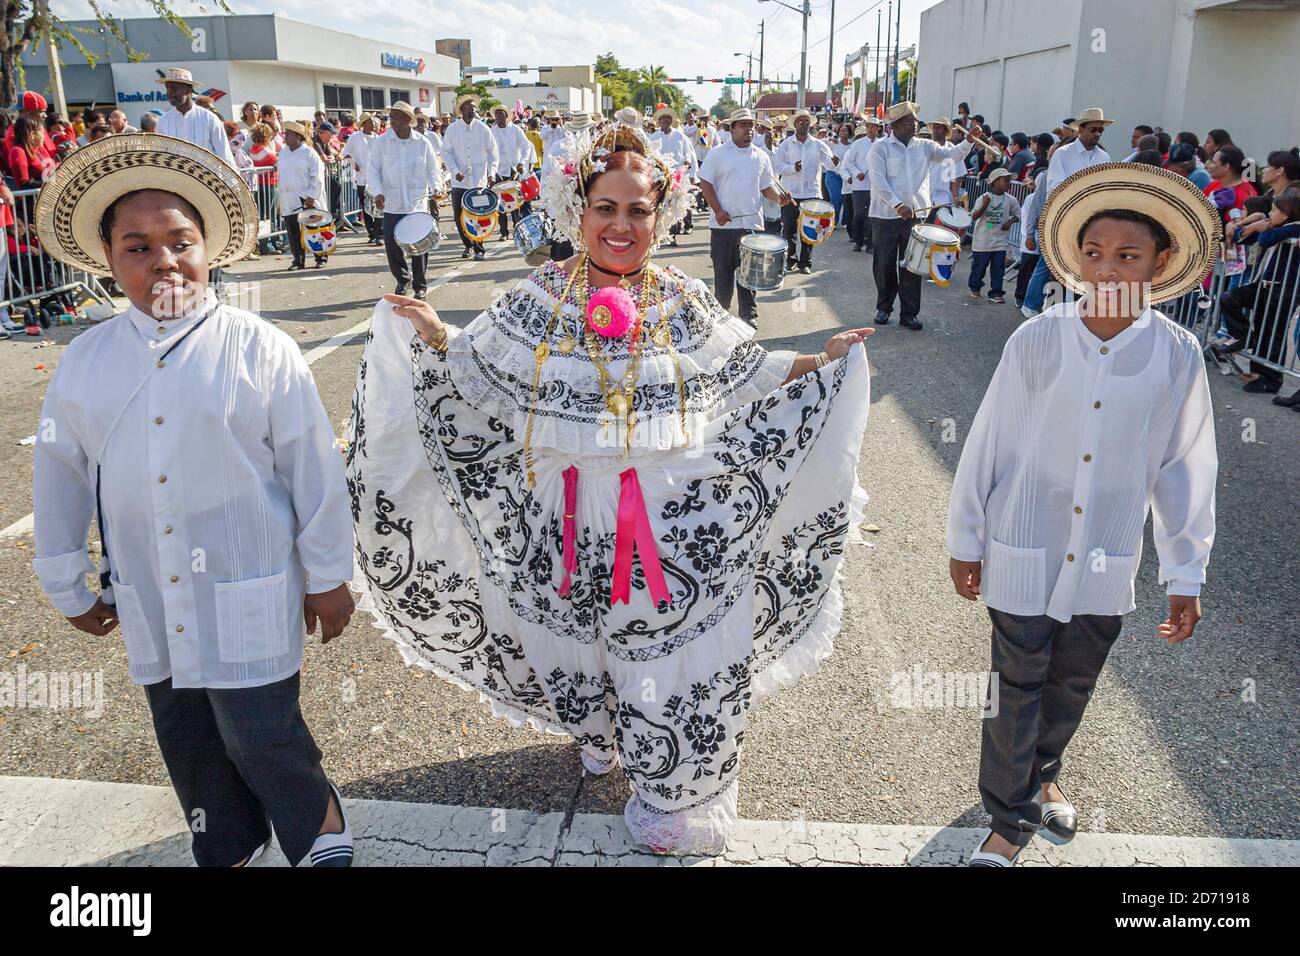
[{"x1": 632, "y1": 66, "x2": 676, "y2": 112}]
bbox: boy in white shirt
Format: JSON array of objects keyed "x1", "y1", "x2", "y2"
[
  {"x1": 967, "y1": 168, "x2": 1021, "y2": 303},
  {"x1": 946, "y1": 164, "x2": 1221, "y2": 866}
]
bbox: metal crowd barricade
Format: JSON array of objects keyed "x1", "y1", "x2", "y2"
[
  {"x1": 248, "y1": 161, "x2": 362, "y2": 243},
  {"x1": 1, "y1": 188, "x2": 113, "y2": 315},
  {"x1": 1227, "y1": 237, "x2": 1300, "y2": 381}
]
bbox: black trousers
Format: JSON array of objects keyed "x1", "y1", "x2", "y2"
[
  {"x1": 145, "y1": 671, "x2": 330, "y2": 867},
  {"x1": 450, "y1": 187, "x2": 476, "y2": 250},
  {"x1": 709, "y1": 228, "x2": 757, "y2": 322},
  {"x1": 980, "y1": 608, "x2": 1123, "y2": 846},
  {"x1": 870, "y1": 216, "x2": 921, "y2": 320},
  {"x1": 850, "y1": 190, "x2": 873, "y2": 249},
  {"x1": 780, "y1": 196, "x2": 815, "y2": 267},
  {"x1": 1014, "y1": 251, "x2": 1040, "y2": 304},
  {"x1": 357, "y1": 186, "x2": 380, "y2": 241},
  {"x1": 382, "y1": 211, "x2": 428, "y2": 292},
  {"x1": 1220, "y1": 279, "x2": 1296, "y2": 386},
  {"x1": 283, "y1": 213, "x2": 306, "y2": 267}
]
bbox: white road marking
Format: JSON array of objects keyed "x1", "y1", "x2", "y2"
[{"x1": 0, "y1": 245, "x2": 515, "y2": 542}]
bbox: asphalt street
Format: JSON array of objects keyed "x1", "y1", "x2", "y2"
[{"x1": 1, "y1": 215, "x2": 1296, "y2": 844}]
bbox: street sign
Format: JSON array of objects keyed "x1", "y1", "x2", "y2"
[{"x1": 724, "y1": 76, "x2": 744, "y2": 85}]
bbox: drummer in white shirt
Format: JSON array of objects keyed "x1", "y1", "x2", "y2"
[
  {"x1": 649, "y1": 106, "x2": 699, "y2": 246},
  {"x1": 441, "y1": 93, "x2": 500, "y2": 261},
  {"x1": 840, "y1": 118, "x2": 881, "y2": 252},
  {"x1": 341, "y1": 112, "x2": 381, "y2": 245},
  {"x1": 488, "y1": 105, "x2": 537, "y2": 241},
  {"x1": 369, "y1": 101, "x2": 443, "y2": 298},
  {"x1": 31, "y1": 134, "x2": 355, "y2": 868},
  {"x1": 866, "y1": 101, "x2": 980, "y2": 330},
  {"x1": 698, "y1": 107, "x2": 792, "y2": 327},
  {"x1": 277, "y1": 120, "x2": 329, "y2": 271},
  {"x1": 773, "y1": 109, "x2": 836, "y2": 274}
]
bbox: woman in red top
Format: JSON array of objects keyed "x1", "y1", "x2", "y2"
[
  {"x1": 8, "y1": 117, "x2": 54, "y2": 189},
  {"x1": 248, "y1": 122, "x2": 283, "y2": 253}
]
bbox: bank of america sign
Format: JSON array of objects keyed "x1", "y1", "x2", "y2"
[{"x1": 382, "y1": 53, "x2": 425, "y2": 74}]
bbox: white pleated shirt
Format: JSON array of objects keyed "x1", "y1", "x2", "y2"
[
  {"x1": 156, "y1": 105, "x2": 237, "y2": 167},
  {"x1": 33, "y1": 298, "x2": 353, "y2": 688},
  {"x1": 369, "y1": 128, "x2": 443, "y2": 215},
  {"x1": 441, "y1": 117, "x2": 500, "y2": 189},
  {"x1": 489, "y1": 122, "x2": 535, "y2": 175},
  {"x1": 946, "y1": 304, "x2": 1217, "y2": 622},
  {"x1": 276, "y1": 142, "x2": 327, "y2": 215},
  {"x1": 867, "y1": 133, "x2": 975, "y2": 218},
  {"x1": 773, "y1": 133, "x2": 835, "y2": 198}
]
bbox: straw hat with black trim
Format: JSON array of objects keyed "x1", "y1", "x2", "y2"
[
  {"x1": 728, "y1": 108, "x2": 756, "y2": 124},
  {"x1": 155, "y1": 67, "x2": 201, "y2": 89},
  {"x1": 455, "y1": 92, "x2": 480, "y2": 111},
  {"x1": 34, "y1": 133, "x2": 258, "y2": 276},
  {"x1": 282, "y1": 120, "x2": 310, "y2": 138},
  {"x1": 1039, "y1": 162, "x2": 1220, "y2": 302},
  {"x1": 653, "y1": 106, "x2": 677, "y2": 122},
  {"x1": 1070, "y1": 107, "x2": 1114, "y2": 130},
  {"x1": 791, "y1": 108, "x2": 813, "y2": 122},
  {"x1": 884, "y1": 101, "x2": 920, "y2": 123},
  {"x1": 565, "y1": 112, "x2": 595, "y2": 132},
  {"x1": 389, "y1": 101, "x2": 416, "y2": 120}
]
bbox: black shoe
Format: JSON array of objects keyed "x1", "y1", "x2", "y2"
[
  {"x1": 474, "y1": 249, "x2": 486, "y2": 261},
  {"x1": 900, "y1": 316, "x2": 924, "y2": 331},
  {"x1": 1040, "y1": 790, "x2": 1078, "y2": 846},
  {"x1": 786, "y1": 258, "x2": 797, "y2": 270},
  {"x1": 1272, "y1": 390, "x2": 1300, "y2": 407},
  {"x1": 668, "y1": 237, "x2": 678, "y2": 247},
  {"x1": 798, "y1": 263, "x2": 811, "y2": 274},
  {"x1": 412, "y1": 289, "x2": 427, "y2": 301},
  {"x1": 461, "y1": 248, "x2": 473, "y2": 259},
  {"x1": 314, "y1": 257, "x2": 326, "y2": 268},
  {"x1": 394, "y1": 284, "x2": 409, "y2": 296},
  {"x1": 853, "y1": 244, "x2": 863, "y2": 252},
  {"x1": 1244, "y1": 377, "x2": 1282, "y2": 394},
  {"x1": 874, "y1": 311, "x2": 890, "y2": 325},
  {"x1": 1211, "y1": 339, "x2": 1245, "y2": 357},
  {"x1": 287, "y1": 262, "x2": 305, "y2": 271}
]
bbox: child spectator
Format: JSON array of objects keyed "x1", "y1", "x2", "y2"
[{"x1": 968, "y1": 168, "x2": 1021, "y2": 303}]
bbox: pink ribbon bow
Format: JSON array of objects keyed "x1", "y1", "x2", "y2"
[
  {"x1": 557, "y1": 466, "x2": 579, "y2": 597},
  {"x1": 610, "y1": 467, "x2": 673, "y2": 608}
]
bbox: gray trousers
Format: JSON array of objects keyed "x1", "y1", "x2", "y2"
[
  {"x1": 980, "y1": 608, "x2": 1123, "y2": 846},
  {"x1": 145, "y1": 671, "x2": 330, "y2": 867},
  {"x1": 710, "y1": 228, "x2": 757, "y2": 322}
]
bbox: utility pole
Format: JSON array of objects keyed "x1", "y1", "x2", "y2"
[
  {"x1": 798, "y1": 0, "x2": 809, "y2": 110},
  {"x1": 826, "y1": 0, "x2": 836, "y2": 111},
  {"x1": 883, "y1": 1, "x2": 892, "y2": 109},
  {"x1": 757, "y1": 19, "x2": 765, "y2": 105},
  {"x1": 894, "y1": 0, "x2": 902, "y2": 105},
  {"x1": 875, "y1": 11, "x2": 882, "y2": 115},
  {"x1": 35, "y1": 0, "x2": 68, "y2": 119}
]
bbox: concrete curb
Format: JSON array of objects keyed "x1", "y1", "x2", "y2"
[{"x1": 3, "y1": 776, "x2": 1296, "y2": 867}]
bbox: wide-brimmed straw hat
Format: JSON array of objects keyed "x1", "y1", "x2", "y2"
[
  {"x1": 155, "y1": 68, "x2": 201, "y2": 89},
  {"x1": 884, "y1": 101, "x2": 920, "y2": 123},
  {"x1": 1070, "y1": 107, "x2": 1114, "y2": 130},
  {"x1": 389, "y1": 101, "x2": 416, "y2": 120},
  {"x1": 1039, "y1": 162, "x2": 1220, "y2": 302},
  {"x1": 34, "y1": 133, "x2": 257, "y2": 276},
  {"x1": 565, "y1": 112, "x2": 595, "y2": 132},
  {"x1": 455, "y1": 93, "x2": 480, "y2": 111},
  {"x1": 653, "y1": 106, "x2": 677, "y2": 122},
  {"x1": 282, "y1": 120, "x2": 310, "y2": 137}
]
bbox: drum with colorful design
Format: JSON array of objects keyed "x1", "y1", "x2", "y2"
[
  {"x1": 299, "y1": 208, "x2": 336, "y2": 257},
  {"x1": 798, "y1": 200, "x2": 836, "y2": 245}
]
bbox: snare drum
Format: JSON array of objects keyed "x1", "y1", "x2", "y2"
[
  {"x1": 935, "y1": 205, "x2": 972, "y2": 232},
  {"x1": 493, "y1": 180, "x2": 522, "y2": 214},
  {"x1": 393, "y1": 211, "x2": 441, "y2": 257},
  {"x1": 798, "y1": 199, "x2": 836, "y2": 245},
  {"x1": 513, "y1": 212, "x2": 551, "y2": 259},
  {"x1": 363, "y1": 192, "x2": 378, "y2": 219},
  {"x1": 299, "y1": 208, "x2": 336, "y2": 257},
  {"x1": 462, "y1": 187, "x2": 500, "y2": 216},
  {"x1": 519, "y1": 174, "x2": 541, "y2": 203},
  {"x1": 736, "y1": 232, "x2": 788, "y2": 292},
  {"x1": 903, "y1": 224, "x2": 961, "y2": 287}
]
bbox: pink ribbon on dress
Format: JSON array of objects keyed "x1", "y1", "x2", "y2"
[
  {"x1": 610, "y1": 467, "x2": 673, "y2": 608},
  {"x1": 557, "y1": 465, "x2": 579, "y2": 597}
]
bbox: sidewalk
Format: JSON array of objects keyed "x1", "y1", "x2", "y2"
[{"x1": 3, "y1": 776, "x2": 1296, "y2": 867}]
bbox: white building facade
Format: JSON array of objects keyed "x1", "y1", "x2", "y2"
[
  {"x1": 23, "y1": 14, "x2": 462, "y2": 123},
  {"x1": 917, "y1": 0, "x2": 1300, "y2": 161}
]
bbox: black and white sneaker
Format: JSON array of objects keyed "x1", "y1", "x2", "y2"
[
  {"x1": 308, "y1": 782, "x2": 353, "y2": 867},
  {"x1": 967, "y1": 829, "x2": 1024, "y2": 867}
]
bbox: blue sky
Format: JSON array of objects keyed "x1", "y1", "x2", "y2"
[{"x1": 53, "y1": 0, "x2": 941, "y2": 109}]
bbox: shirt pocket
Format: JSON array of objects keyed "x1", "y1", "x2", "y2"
[
  {"x1": 110, "y1": 579, "x2": 159, "y2": 667},
  {"x1": 983, "y1": 538, "x2": 1047, "y2": 616},
  {"x1": 1072, "y1": 548, "x2": 1140, "y2": 615},
  {"x1": 214, "y1": 571, "x2": 291, "y2": 664},
  {"x1": 885, "y1": 154, "x2": 906, "y2": 179}
]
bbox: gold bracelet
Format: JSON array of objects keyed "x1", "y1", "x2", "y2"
[
  {"x1": 814, "y1": 350, "x2": 829, "y2": 369},
  {"x1": 427, "y1": 326, "x2": 449, "y2": 352}
]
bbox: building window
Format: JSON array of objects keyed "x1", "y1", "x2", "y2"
[
  {"x1": 323, "y1": 84, "x2": 355, "y2": 112},
  {"x1": 390, "y1": 89, "x2": 407, "y2": 107},
  {"x1": 361, "y1": 87, "x2": 385, "y2": 111}
]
